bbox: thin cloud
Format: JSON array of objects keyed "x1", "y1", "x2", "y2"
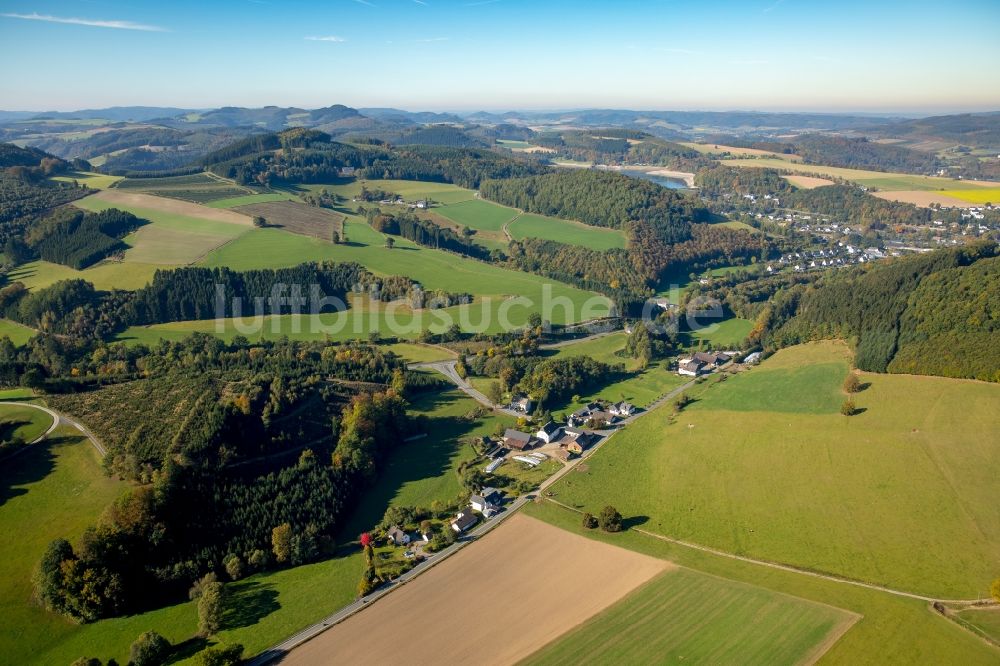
[
  {"x1": 305, "y1": 35, "x2": 346, "y2": 42},
  {"x1": 763, "y1": 0, "x2": 786, "y2": 12},
  {"x1": 465, "y1": 0, "x2": 501, "y2": 6},
  {"x1": 1, "y1": 11, "x2": 167, "y2": 31},
  {"x1": 413, "y1": 0, "x2": 428, "y2": 5},
  {"x1": 352, "y1": 0, "x2": 376, "y2": 6}
]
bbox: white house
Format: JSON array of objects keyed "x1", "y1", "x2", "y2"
[
  {"x1": 387, "y1": 526, "x2": 410, "y2": 546},
  {"x1": 609, "y1": 401, "x2": 635, "y2": 417},
  {"x1": 536, "y1": 421, "x2": 563, "y2": 444},
  {"x1": 451, "y1": 509, "x2": 478, "y2": 534},
  {"x1": 678, "y1": 359, "x2": 706, "y2": 377}
]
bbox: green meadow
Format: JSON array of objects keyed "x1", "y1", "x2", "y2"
[
  {"x1": 681, "y1": 316, "x2": 752, "y2": 349},
  {"x1": 508, "y1": 213, "x2": 627, "y2": 250},
  {"x1": 7, "y1": 260, "x2": 161, "y2": 291},
  {"x1": 0, "y1": 318, "x2": 37, "y2": 346},
  {"x1": 435, "y1": 199, "x2": 518, "y2": 232},
  {"x1": 524, "y1": 501, "x2": 1000, "y2": 665},
  {"x1": 206, "y1": 192, "x2": 296, "y2": 208},
  {"x1": 50, "y1": 171, "x2": 122, "y2": 190},
  {"x1": 524, "y1": 567, "x2": 854, "y2": 666},
  {"x1": 0, "y1": 403, "x2": 53, "y2": 445},
  {"x1": 548, "y1": 341, "x2": 1000, "y2": 599},
  {"x1": 74, "y1": 197, "x2": 250, "y2": 265},
  {"x1": 319, "y1": 179, "x2": 477, "y2": 205}
]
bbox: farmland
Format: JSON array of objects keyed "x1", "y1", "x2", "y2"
[
  {"x1": 112, "y1": 173, "x2": 253, "y2": 203},
  {"x1": 75, "y1": 192, "x2": 252, "y2": 264},
  {"x1": 682, "y1": 142, "x2": 803, "y2": 160},
  {"x1": 547, "y1": 341, "x2": 1000, "y2": 599},
  {"x1": 937, "y1": 187, "x2": 1000, "y2": 204},
  {"x1": 435, "y1": 198, "x2": 518, "y2": 232},
  {"x1": 722, "y1": 157, "x2": 998, "y2": 191},
  {"x1": 206, "y1": 192, "x2": 295, "y2": 208},
  {"x1": 508, "y1": 212, "x2": 627, "y2": 250},
  {"x1": 681, "y1": 316, "x2": 753, "y2": 349},
  {"x1": 523, "y1": 567, "x2": 856, "y2": 666},
  {"x1": 50, "y1": 171, "x2": 122, "y2": 190},
  {"x1": 320, "y1": 179, "x2": 477, "y2": 205},
  {"x1": 281, "y1": 514, "x2": 669, "y2": 666},
  {"x1": 524, "y1": 501, "x2": 1000, "y2": 665},
  {"x1": 783, "y1": 174, "x2": 835, "y2": 189},
  {"x1": 233, "y1": 200, "x2": 344, "y2": 239}
]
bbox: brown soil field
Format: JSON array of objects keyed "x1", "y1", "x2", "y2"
[
  {"x1": 281, "y1": 514, "x2": 670, "y2": 666},
  {"x1": 234, "y1": 201, "x2": 345, "y2": 239},
  {"x1": 87, "y1": 190, "x2": 253, "y2": 225},
  {"x1": 783, "y1": 175, "x2": 835, "y2": 189},
  {"x1": 871, "y1": 190, "x2": 979, "y2": 208}
]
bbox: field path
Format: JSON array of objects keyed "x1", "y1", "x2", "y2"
[
  {"x1": 1, "y1": 401, "x2": 107, "y2": 456},
  {"x1": 407, "y1": 360, "x2": 520, "y2": 415},
  {"x1": 501, "y1": 211, "x2": 522, "y2": 241}
]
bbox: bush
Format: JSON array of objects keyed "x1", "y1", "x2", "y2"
[
  {"x1": 223, "y1": 553, "x2": 244, "y2": 581},
  {"x1": 196, "y1": 643, "x2": 244, "y2": 666},
  {"x1": 129, "y1": 631, "x2": 171, "y2": 666},
  {"x1": 188, "y1": 572, "x2": 218, "y2": 600},
  {"x1": 581, "y1": 512, "x2": 598, "y2": 529},
  {"x1": 598, "y1": 505, "x2": 623, "y2": 533},
  {"x1": 843, "y1": 374, "x2": 861, "y2": 393},
  {"x1": 991, "y1": 577, "x2": 1000, "y2": 603},
  {"x1": 840, "y1": 400, "x2": 857, "y2": 416}
]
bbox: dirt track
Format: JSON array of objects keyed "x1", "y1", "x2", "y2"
[
  {"x1": 86, "y1": 190, "x2": 253, "y2": 225},
  {"x1": 280, "y1": 514, "x2": 669, "y2": 666}
]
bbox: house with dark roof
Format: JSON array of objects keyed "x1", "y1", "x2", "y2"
[
  {"x1": 609, "y1": 401, "x2": 635, "y2": 417},
  {"x1": 387, "y1": 526, "x2": 410, "y2": 546},
  {"x1": 450, "y1": 508, "x2": 478, "y2": 533},
  {"x1": 536, "y1": 421, "x2": 563, "y2": 444},
  {"x1": 678, "y1": 358, "x2": 707, "y2": 377}
]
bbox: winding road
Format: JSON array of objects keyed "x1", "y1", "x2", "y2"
[{"x1": 2, "y1": 401, "x2": 106, "y2": 456}]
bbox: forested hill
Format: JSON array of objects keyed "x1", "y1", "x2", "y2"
[
  {"x1": 205, "y1": 129, "x2": 545, "y2": 188},
  {"x1": 794, "y1": 134, "x2": 941, "y2": 174},
  {"x1": 729, "y1": 242, "x2": 1000, "y2": 382}
]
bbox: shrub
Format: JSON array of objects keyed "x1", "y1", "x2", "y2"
[
  {"x1": 581, "y1": 512, "x2": 598, "y2": 529},
  {"x1": 188, "y1": 572, "x2": 218, "y2": 600},
  {"x1": 129, "y1": 631, "x2": 171, "y2": 666},
  {"x1": 223, "y1": 553, "x2": 244, "y2": 581},
  {"x1": 598, "y1": 505, "x2": 623, "y2": 533},
  {"x1": 840, "y1": 400, "x2": 857, "y2": 416},
  {"x1": 196, "y1": 644, "x2": 244, "y2": 666}
]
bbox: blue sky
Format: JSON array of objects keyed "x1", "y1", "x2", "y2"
[{"x1": 1, "y1": 0, "x2": 999, "y2": 112}]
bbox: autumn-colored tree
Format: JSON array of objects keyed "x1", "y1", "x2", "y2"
[{"x1": 272, "y1": 523, "x2": 292, "y2": 563}]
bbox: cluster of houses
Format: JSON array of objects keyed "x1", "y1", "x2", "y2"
[
  {"x1": 450, "y1": 487, "x2": 505, "y2": 534},
  {"x1": 766, "y1": 244, "x2": 888, "y2": 274},
  {"x1": 677, "y1": 350, "x2": 732, "y2": 377}
]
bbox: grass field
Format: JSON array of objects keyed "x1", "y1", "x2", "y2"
[
  {"x1": 50, "y1": 171, "x2": 122, "y2": 190},
  {"x1": 721, "y1": 157, "x2": 996, "y2": 191},
  {"x1": 113, "y1": 173, "x2": 252, "y2": 203},
  {"x1": 524, "y1": 567, "x2": 854, "y2": 666},
  {"x1": 383, "y1": 342, "x2": 455, "y2": 363},
  {"x1": 435, "y1": 199, "x2": 518, "y2": 232},
  {"x1": 8, "y1": 260, "x2": 161, "y2": 291},
  {"x1": 682, "y1": 142, "x2": 803, "y2": 161},
  {"x1": 0, "y1": 403, "x2": 53, "y2": 446},
  {"x1": 524, "y1": 501, "x2": 1000, "y2": 665},
  {"x1": 198, "y1": 225, "x2": 610, "y2": 323},
  {"x1": 0, "y1": 318, "x2": 37, "y2": 346},
  {"x1": 75, "y1": 195, "x2": 251, "y2": 265},
  {"x1": 953, "y1": 606, "x2": 1000, "y2": 644},
  {"x1": 340, "y1": 388, "x2": 514, "y2": 538},
  {"x1": 681, "y1": 316, "x2": 752, "y2": 349},
  {"x1": 508, "y1": 213, "x2": 627, "y2": 250},
  {"x1": 547, "y1": 341, "x2": 1000, "y2": 599}
]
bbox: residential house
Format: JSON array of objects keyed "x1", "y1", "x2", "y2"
[
  {"x1": 470, "y1": 488, "x2": 503, "y2": 517},
  {"x1": 743, "y1": 351, "x2": 762, "y2": 365},
  {"x1": 387, "y1": 526, "x2": 410, "y2": 547},
  {"x1": 450, "y1": 508, "x2": 478, "y2": 534},
  {"x1": 678, "y1": 359, "x2": 706, "y2": 377},
  {"x1": 536, "y1": 421, "x2": 563, "y2": 444},
  {"x1": 510, "y1": 396, "x2": 534, "y2": 414},
  {"x1": 503, "y1": 428, "x2": 536, "y2": 451},
  {"x1": 609, "y1": 401, "x2": 635, "y2": 417}
]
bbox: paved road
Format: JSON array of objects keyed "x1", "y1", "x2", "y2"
[
  {"x1": 2, "y1": 401, "x2": 106, "y2": 456},
  {"x1": 408, "y1": 360, "x2": 521, "y2": 416}
]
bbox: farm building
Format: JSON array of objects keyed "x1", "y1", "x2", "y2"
[
  {"x1": 503, "y1": 428, "x2": 537, "y2": 451},
  {"x1": 510, "y1": 396, "x2": 534, "y2": 413},
  {"x1": 451, "y1": 508, "x2": 478, "y2": 534},
  {"x1": 678, "y1": 359, "x2": 707, "y2": 377},
  {"x1": 693, "y1": 351, "x2": 732, "y2": 367}
]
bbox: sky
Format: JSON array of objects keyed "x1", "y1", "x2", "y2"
[{"x1": 1, "y1": 0, "x2": 999, "y2": 113}]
